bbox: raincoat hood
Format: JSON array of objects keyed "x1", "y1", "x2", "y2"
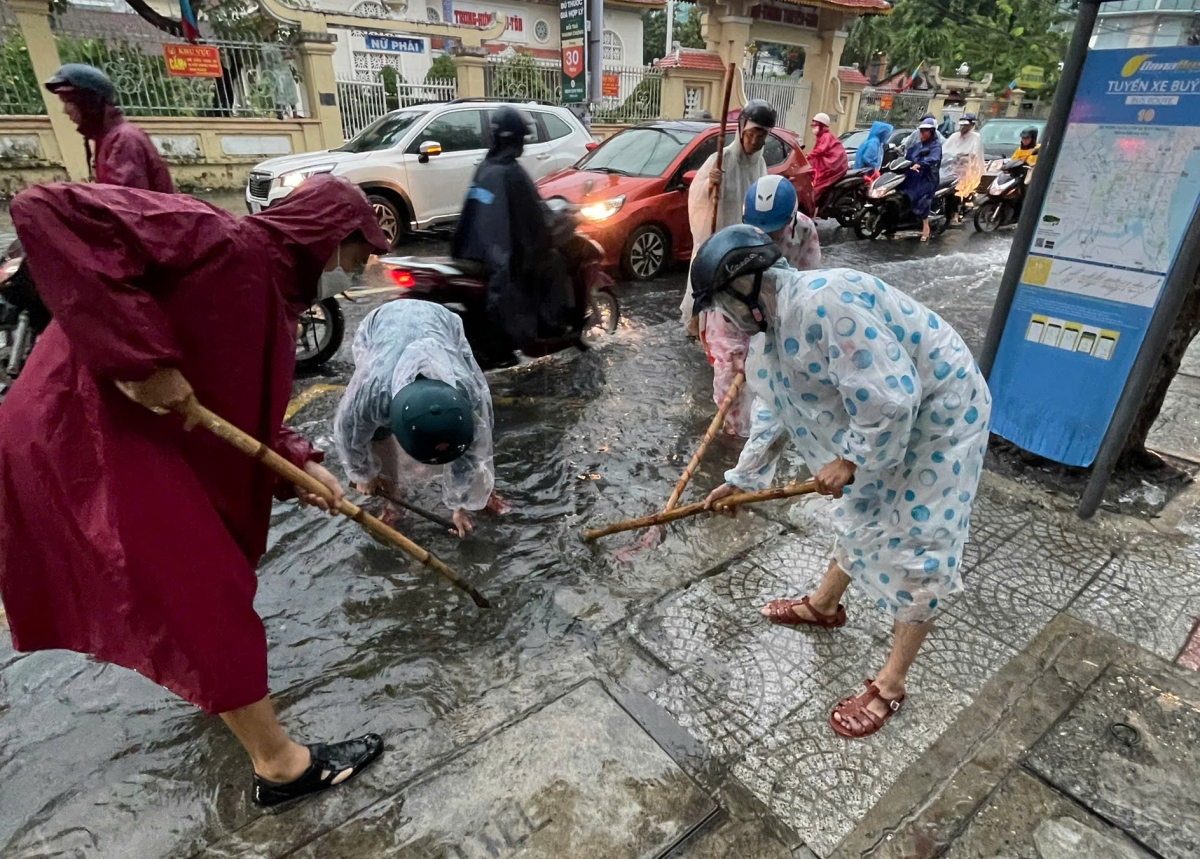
[
  {"x1": 250, "y1": 174, "x2": 389, "y2": 307},
  {"x1": 868, "y1": 121, "x2": 893, "y2": 144}
]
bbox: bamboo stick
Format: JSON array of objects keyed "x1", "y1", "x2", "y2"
[
  {"x1": 582, "y1": 480, "x2": 817, "y2": 542},
  {"x1": 663, "y1": 371, "x2": 745, "y2": 512},
  {"x1": 176, "y1": 399, "x2": 490, "y2": 608},
  {"x1": 709, "y1": 62, "x2": 738, "y2": 236},
  {"x1": 375, "y1": 488, "x2": 459, "y2": 534}
]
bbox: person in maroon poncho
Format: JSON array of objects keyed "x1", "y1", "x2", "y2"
[
  {"x1": 0, "y1": 175, "x2": 392, "y2": 807},
  {"x1": 807, "y1": 111, "x2": 848, "y2": 204},
  {"x1": 44, "y1": 63, "x2": 174, "y2": 193}
]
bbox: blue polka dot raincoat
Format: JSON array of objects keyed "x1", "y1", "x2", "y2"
[{"x1": 725, "y1": 266, "x2": 991, "y2": 622}]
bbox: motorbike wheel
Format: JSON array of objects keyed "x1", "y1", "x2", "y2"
[
  {"x1": 855, "y1": 208, "x2": 884, "y2": 240},
  {"x1": 584, "y1": 288, "x2": 620, "y2": 337},
  {"x1": 833, "y1": 190, "x2": 865, "y2": 227},
  {"x1": 974, "y1": 201, "x2": 1004, "y2": 233},
  {"x1": 295, "y1": 297, "x2": 345, "y2": 371}
]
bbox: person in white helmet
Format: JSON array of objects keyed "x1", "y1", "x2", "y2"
[
  {"x1": 808, "y1": 112, "x2": 848, "y2": 203},
  {"x1": 940, "y1": 113, "x2": 984, "y2": 224}
]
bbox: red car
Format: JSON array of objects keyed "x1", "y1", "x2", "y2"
[{"x1": 536, "y1": 119, "x2": 815, "y2": 281}]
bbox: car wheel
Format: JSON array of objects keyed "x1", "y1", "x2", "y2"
[
  {"x1": 623, "y1": 225, "x2": 669, "y2": 281},
  {"x1": 367, "y1": 193, "x2": 405, "y2": 249}
]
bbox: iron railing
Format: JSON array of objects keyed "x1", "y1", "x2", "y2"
[
  {"x1": 48, "y1": 10, "x2": 306, "y2": 118},
  {"x1": 484, "y1": 55, "x2": 562, "y2": 103},
  {"x1": 336, "y1": 77, "x2": 457, "y2": 140},
  {"x1": 593, "y1": 65, "x2": 661, "y2": 124},
  {"x1": 742, "y1": 76, "x2": 810, "y2": 126},
  {"x1": 0, "y1": 1, "x2": 46, "y2": 115},
  {"x1": 856, "y1": 89, "x2": 933, "y2": 127}
]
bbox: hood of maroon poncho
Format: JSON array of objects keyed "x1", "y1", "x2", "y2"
[{"x1": 250, "y1": 174, "x2": 390, "y2": 307}]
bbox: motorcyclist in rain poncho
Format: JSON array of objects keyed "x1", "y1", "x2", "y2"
[
  {"x1": 939, "y1": 114, "x2": 984, "y2": 223},
  {"x1": 693, "y1": 224, "x2": 989, "y2": 741},
  {"x1": 333, "y1": 300, "x2": 502, "y2": 537},
  {"x1": 680, "y1": 99, "x2": 777, "y2": 436},
  {"x1": 902, "y1": 117, "x2": 943, "y2": 241},
  {"x1": 451, "y1": 107, "x2": 573, "y2": 363},
  {"x1": 807, "y1": 111, "x2": 848, "y2": 201},
  {"x1": 853, "y1": 121, "x2": 893, "y2": 174}
]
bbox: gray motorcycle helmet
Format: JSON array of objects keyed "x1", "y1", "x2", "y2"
[
  {"x1": 44, "y1": 63, "x2": 116, "y2": 104},
  {"x1": 689, "y1": 224, "x2": 782, "y2": 332}
]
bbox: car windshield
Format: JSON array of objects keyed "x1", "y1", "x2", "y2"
[
  {"x1": 980, "y1": 121, "x2": 1040, "y2": 148},
  {"x1": 841, "y1": 129, "x2": 870, "y2": 149},
  {"x1": 576, "y1": 127, "x2": 700, "y2": 177},
  {"x1": 336, "y1": 110, "x2": 425, "y2": 153}
]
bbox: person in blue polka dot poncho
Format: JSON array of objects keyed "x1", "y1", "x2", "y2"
[{"x1": 696, "y1": 225, "x2": 991, "y2": 737}]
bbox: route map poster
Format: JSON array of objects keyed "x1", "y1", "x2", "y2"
[{"x1": 988, "y1": 46, "x2": 1200, "y2": 466}]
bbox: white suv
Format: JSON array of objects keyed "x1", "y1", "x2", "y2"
[{"x1": 245, "y1": 99, "x2": 593, "y2": 247}]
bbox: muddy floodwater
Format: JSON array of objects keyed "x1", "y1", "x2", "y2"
[{"x1": 0, "y1": 223, "x2": 1015, "y2": 858}]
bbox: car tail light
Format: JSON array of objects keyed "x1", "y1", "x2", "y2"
[{"x1": 387, "y1": 268, "x2": 416, "y2": 289}]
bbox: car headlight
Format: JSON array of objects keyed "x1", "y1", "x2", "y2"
[
  {"x1": 278, "y1": 164, "x2": 335, "y2": 190},
  {"x1": 579, "y1": 195, "x2": 626, "y2": 222}
]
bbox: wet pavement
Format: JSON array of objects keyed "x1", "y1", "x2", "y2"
[{"x1": 3, "y1": 206, "x2": 1200, "y2": 858}]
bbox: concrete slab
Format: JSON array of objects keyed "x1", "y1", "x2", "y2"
[
  {"x1": 1026, "y1": 665, "x2": 1200, "y2": 859},
  {"x1": 288, "y1": 681, "x2": 717, "y2": 859},
  {"x1": 1148, "y1": 373, "x2": 1200, "y2": 461},
  {"x1": 942, "y1": 770, "x2": 1153, "y2": 859}
]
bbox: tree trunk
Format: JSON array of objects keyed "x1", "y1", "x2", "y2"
[{"x1": 1119, "y1": 267, "x2": 1200, "y2": 467}]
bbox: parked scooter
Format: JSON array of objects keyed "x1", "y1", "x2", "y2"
[
  {"x1": 854, "y1": 157, "x2": 956, "y2": 240},
  {"x1": 974, "y1": 158, "x2": 1031, "y2": 232},
  {"x1": 0, "y1": 240, "x2": 51, "y2": 386}
]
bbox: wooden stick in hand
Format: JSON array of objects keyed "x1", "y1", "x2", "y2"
[
  {"x1": 663, "y1": 371, "x2": 745, "y2": 512},
  {"x1": 582, "y1": 480, "x2": 817, "y2": 542},
  {"x1": 709, "y1": 62, "x2": 738, "y2": 236},
  {"x1": 175, "y1": 399, "x2": 490, "y2": 608}
]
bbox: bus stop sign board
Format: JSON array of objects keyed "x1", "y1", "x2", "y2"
[{"x1": 987, "y1": 46, "x2": 1200, "y2": 467}]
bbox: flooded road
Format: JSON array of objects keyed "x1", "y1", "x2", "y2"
[{"x1": 0, "y1": 220, "x2": 1015, "y2": 858}]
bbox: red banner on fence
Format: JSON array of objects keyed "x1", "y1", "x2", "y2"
[
  {"x1": 879, "y1": 93, "x2": 894, "y2": 110},
  {"x1": 602, "y1": 74, "x2": 619, "y2": 97},
  {"x1": 163, "y1": 44, "x2": 223, "y2": 78}
]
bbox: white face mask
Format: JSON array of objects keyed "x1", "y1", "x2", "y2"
[{"x1": 318, "y1": 246, "x2": 353, "y2": 299}]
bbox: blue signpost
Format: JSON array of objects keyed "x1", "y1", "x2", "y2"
[{"x1": 982, "y1": 27, "x2": 1200, "y2": 514}]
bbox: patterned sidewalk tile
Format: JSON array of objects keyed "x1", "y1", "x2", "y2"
[{"x1": 734, "y1": 667, "x2": 972, "y2": 857}]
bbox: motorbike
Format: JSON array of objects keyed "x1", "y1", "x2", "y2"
[
  {"x1": 0, "y1": 239, "x2": 51, "y2": 386},
  {"x1": 854, "y1": 156, "x2": 956, "y2": 241},
  {"x1": 814, "y1": 168, "x2": 873, "y2": 227},
  {"x1": 295, "y1": 296, "x2": 345, "y2": 371},
  {"x1": 974, "y1": 158, "x2": 1030, "y2": 232}
]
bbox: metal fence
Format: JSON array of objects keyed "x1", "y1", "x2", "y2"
[
  {"x1": 743, "y1": 76, "x2": 810, "y2": 127},
  {"x1": 336, "y1": 77, "x2": 457, "y2": 139},
  {"x1": 0, "y1": 1, "x2": 45, "y2": 115},
  {"x1": 856, "y1": 89, "x2": 932, "y2": 127},
  {"x1": 48, "y1": 10, "x2": 306, "y2": 118},
  {"x1": 485, "y1": 54, "x2": 561, "y2": 103},
  {"x1": 593, "y1": 65, "x2": 661, "y2": 124}
]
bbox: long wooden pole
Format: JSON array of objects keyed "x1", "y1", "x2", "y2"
[
  {"x1": 663, "y1": 371, "x2": 745, "y2": 512},
  {"x1": 582, "y1": 480, "x2": 817, "y2": 542},
  {"x1": 375, "y1": 488, "x2": 460, "y2": 534},
  {"x1": 176, "y1": 399, "x2": 490, "y2": 608},
  {"x1": 709, "y1": 62, "x2": 738, "y2": 236}
]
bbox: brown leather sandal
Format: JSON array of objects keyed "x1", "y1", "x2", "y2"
[
  {"x1": 829, "y1": 680, "x2": 905, "y2": 739},
  {"x1": 761, "y1": 596, "x2": 847, "y2": 629}
]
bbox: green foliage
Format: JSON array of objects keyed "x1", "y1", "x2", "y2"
[
  {"x1": 642, "y1": 3, "x2": 704, "y2": 65},
  {"x1": 844, "y1": 0, "x2": 1070, "y2": 94},
  {"x1": 0, "y1": 32, "x2": 46, "y2": 115},
  {"x1": 593, "y1": 73, "x2": 661, "y2": 123},
  {"x1": 426, "y1": 54, "x2": 457, "y2": 83},
  {"x1": 488, "y1": 51, "x2": 558, "y2": 101}
]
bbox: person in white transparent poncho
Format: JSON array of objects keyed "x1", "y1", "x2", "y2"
[
  {"x1": 692, "y1": 225, "x2": 990, "y2": 740},
  {"x1": 333, "y1": 300, "x2": 504, "y2": 537}
]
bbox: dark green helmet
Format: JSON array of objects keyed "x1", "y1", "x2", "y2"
[{"x1": 389, "y1": 377, "x2": 475, "y2": 464}]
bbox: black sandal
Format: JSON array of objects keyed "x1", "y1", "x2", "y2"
[{"x1": 253, "y1": 733, "x2": 384, "y2": 808}]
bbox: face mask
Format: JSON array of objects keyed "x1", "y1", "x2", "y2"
[{"x1": 318, "y1": 246, "x2": 353, "y2": 299}]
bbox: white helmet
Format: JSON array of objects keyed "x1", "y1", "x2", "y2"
[{"x1": 811, "y1": 112, "x2": 832, "y2": 127}]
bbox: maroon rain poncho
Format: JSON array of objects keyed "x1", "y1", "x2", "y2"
[
  {"x1": 91, "y1": 106, "x2": 175, "y2": 193},
  {"x1": 0, "y1": 176, "x2": 388, "y2": 713},
  {"x1": 809, "y1": 125, "x2": 848, "y2": 199}
]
